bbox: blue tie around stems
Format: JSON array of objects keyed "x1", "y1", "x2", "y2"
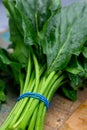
[{"x1": 17, "y1": 92, "x2": 50, "y2": 110}]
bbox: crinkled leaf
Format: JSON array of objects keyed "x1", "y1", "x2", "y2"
[
  {"x1": 4, "y1": 1, "x2": 87, "y2": 73},
  {"x1": 3, "y1": 1, "x2": 87, "y2": 73},
  {"x1": 15, "y1": 0, "x2": 61, "y2": 44},
  {"x1": 3, "y1": 0, "x2": 61, "y2": 65},
  {"x1": 42, "y1": 2, "x2": 87, "y2": 72},
  {"x1": 4, "y1": 0, "x2": 61, "y2": 46},
  {"x1": 68, "y1": 73, "x2": 84, "y2": 90}
]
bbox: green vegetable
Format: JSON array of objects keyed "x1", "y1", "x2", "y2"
[
  {"x1": 0, "y1": 80, "x2": 6, "y2": 103},
  {"x1": 0, "y1": 0, "x2": 87, "y2": 130}
]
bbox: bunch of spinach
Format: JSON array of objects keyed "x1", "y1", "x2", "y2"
[{"x1": 0, "y1": 0, "x2": 87, "y2": 129}]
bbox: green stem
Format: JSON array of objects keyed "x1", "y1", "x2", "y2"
[
  {"x1": 0, "y1": 53, "x2": 33, "y2": 129},
  {"x1": 8, "y1": 51, "x2": 34, "y2": 127},
  {"x1": 8, "y1": 72, "x2": 35, "y2": 128},
  {"x1": 0, "y1": 103, "x2": 18, "y2": 130},
  {"x1": 27, "y1": 76, "x2": 46, "y2": 130},
  {"x1": 35, "y1": 103, "x2": 46, "y2": 130},
  {"x1": 0, "y1": 48, "x2": 66, "y2": 130},
  {"x1": 32, "y1": 52, "x2": 40, "y2": 91},
  {"x1": 19, "y1": 72, "x2": 24, "y2": 94},
  {"x1": 28, "y1": 105, "x2": 39, "y2": 130},
  {"x1": 10, "y1": 53, "x2": 40, "y2": 129},
  {"x1": 23, "y1": 51, "x2": 31, "y2": 93},
  {"x1": 39, "y1": 71, "x2": 61, "y2": 95},
  {"x1": 12, "y1": 69, "x2": 57, "y2": 129},
  {"x1": 34, "y1": 73, "x2": 66, "y2": 130},
  {"x1": 48, "y1": 75, "x2": 66, "y2": 101}
]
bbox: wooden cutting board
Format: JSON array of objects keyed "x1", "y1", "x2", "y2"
[{"x1": 59, "y1": 100, "x2": 87, "y2": 130}]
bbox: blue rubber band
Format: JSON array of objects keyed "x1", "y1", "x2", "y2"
[{"x1": 17, "y1": 92, "x2": 50, "y2": 110}]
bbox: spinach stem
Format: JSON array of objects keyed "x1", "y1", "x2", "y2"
[{"x1": 0, "y1": 53, "x2": 66, "y2": 130}]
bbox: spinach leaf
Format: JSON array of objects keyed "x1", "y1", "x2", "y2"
[
  {"x1": 0, "y1": 49, "x2": 22, "y2": 84},
  {"x1": 66, "y1": 56, "x2": 84, "y2": 75},
  {"x1": 43, "y1": 2, "x2": 87, "y2": 72},
  {"x1": 62, "y1": 86, "x2": 77, "y2": 101},
  {"x1": 8, "y1": 1, "x2": 87, "y2": 73}
]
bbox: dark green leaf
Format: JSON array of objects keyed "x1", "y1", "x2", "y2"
[
  {"x1": 82, "y1": 46, "x2": 87, "y2": 58},
  {"x1": 0, "y1": 48, "x2": 22, "y2": 84},
  {"x1": 68, "y1": 73, "x2": 83, "y2": 90},
  {"x1": 0, "y1": 49, "x2": 11, "y2": 64},
  {"x1": 66, "y1": 56, "x2": 84, "y2": 74},
  {"x1": 43, "y1": 2, "x2": 87, "y2": 72},
  {"x1": 0, "y1": 80, "x2": 6, "y2": 102},
  {"x1": 62, "y1": 86, "x2": 77, "y2": 101}
]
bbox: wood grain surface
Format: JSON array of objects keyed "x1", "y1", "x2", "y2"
[
  {"x1": 59, "y1": 100, "x2": 87, "y2": 130},
  {"x1": 44, "y1": 87, "x2": 87, "y2": 130}
]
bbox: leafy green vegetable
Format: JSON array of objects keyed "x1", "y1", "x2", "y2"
[
  {"x1": 0, "y1": 80, "x2": 6, "y2": 103},
  {"x1": 62, "y1": 86, "x2": 77, "y2": 101},
  {"x1": 0, "y1": 0, "x2": 87, "y2": 130},
  {"x1": 66, "y1": 56, "x2": 84, "y2": 75}
]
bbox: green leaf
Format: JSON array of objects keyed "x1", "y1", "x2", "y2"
[
  {"x1": 66, "y1": 56, "x2": 84, "y2": 74},
  {"x1": 3, "y1": 0, "x2": 24, "y2": 37},
  {"x1": 42, "y1": 2, "x2": 87, "y2": 72},
  {"x1": 3, "y1": 0, "x2": 61, "y2": 65},
  {"x1": 0, "y1": 49, "x2": 12, "y2": 75},
  {"x1": 16, "y1": 0, "x2": 61, "y2": 31},
  {"x1": 11, "y1": 41, "x2": 29, "y2": 67},
  {"x1": 62, "y1": 86, "x2": 77, "y2": 101},
  {"x1": 0, "y1": 80, "x2": 6, "y2": 102},
  {"x1": 0, "y1": 49, "x2": 11, "y2": 65},
  {"x1": 0, "y1": 91, "x2": 6, "y2": 102},
  {"x1": 0, "y1": 48, "x2": 22, "y2": 84},
  {"x1": 68, "y1": 73, "x2": 83, "y2": 90},
  {"x1": 3, "y1": 1, "x2": 87, "y2": 72},
  {"x1": 80, "y1": 58, "x2": 87, "y2": 78},
  {"x1": 10, "y1": 62, "x2": 22, "y2": 83},
  {"x1": 8, "y1": 18, "x2": 29, "y2": 66},
  {"x1": 82, "y1": 46, "x2": 87, "y2": 58},
  {"x1": 0, "y1": 80, "x2": 5, "y2": 91},
  {"x1": 5, "y1": 0, "x2": 61, "y2": 46},
  {"x1": 83, "y1": 59, "x2": 87, "y2": 72},
  {"x1": 2, "y1": 0, "x2": 87, "y2": 95}
]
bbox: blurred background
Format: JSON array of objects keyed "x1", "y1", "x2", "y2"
[{"x1": 0, "y1": 0, "x2": 8, "y2": 33}]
